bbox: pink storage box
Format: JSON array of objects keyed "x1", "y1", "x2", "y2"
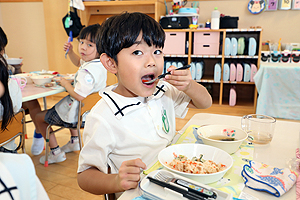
[
  {"x1": 164, "y1": 32, "x2": 186, "y2": 55},
  {"x1": 193, "y1": 32, "x2": 220, "y2": 55},
  {"x1": 194, "y1": 32, "x2": 220, "y2": 43},
  {"x1": 194, "y1": 43, "x2": 219, "y2": 55}
]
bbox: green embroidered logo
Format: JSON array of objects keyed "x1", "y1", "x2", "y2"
[{"x1": 162, "y1": 108, "x2": 169, "y2": 134}]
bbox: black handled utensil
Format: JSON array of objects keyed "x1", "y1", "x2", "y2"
[
  {"x1": 147, "y1": 176, "x2": 206, "y2": 200},
  {"x1": 143, "y1": 64, "x2": 191, "y2": 84}
]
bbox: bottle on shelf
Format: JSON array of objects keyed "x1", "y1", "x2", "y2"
[{"x1": 211, "y1": 7, "x2": 220, "y2": 30}]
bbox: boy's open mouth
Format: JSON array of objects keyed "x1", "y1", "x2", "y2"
[{"x1": 141, "y1": 74, "x2": 155, "y2": 85}]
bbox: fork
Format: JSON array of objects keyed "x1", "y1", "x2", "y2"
[
  {"x1": 143, "y1": 64, "x2": 191, "y2": 84},
  {"x1": 154, "y1": 171, "x2": 217, "y2": 199}
]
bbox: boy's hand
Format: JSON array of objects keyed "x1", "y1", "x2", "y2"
[
  {"x1": 55, "y1": 77, "x2": 69, "y2": 87},
  {"x1": 116, "y1": 158, "x2": 146, "y2": 191},
  {"x1": 164, "y1": 65, "x2": 193, "y2": 92},
  {"x1": 63, "y1": 42, "x2": 73, "y2": 53}
]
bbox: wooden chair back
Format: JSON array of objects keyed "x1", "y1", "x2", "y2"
[
  {"x1": 0, "y1": 109, "x2": 25, "y2": 153},
  {"x1": 80, "y1": 92, "x2": 102, "y2": 116}
]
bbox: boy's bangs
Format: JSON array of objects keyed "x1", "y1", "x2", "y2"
[{"x1": 120, "y1": 14, "x2": 165, "y2": 49}]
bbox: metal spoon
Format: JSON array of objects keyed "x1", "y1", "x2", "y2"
[{"x1": 143, "y1": 64, "x2": 191, "y2": 84}]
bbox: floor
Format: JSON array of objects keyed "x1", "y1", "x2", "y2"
[
  {"x1": 24, "y1": 97, "x2": 104, "y2": 200},
  {"x1": 22, "y1": 96, "x2": 264, "y2": 199}
]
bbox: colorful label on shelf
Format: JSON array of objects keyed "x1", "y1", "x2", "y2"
[
  {"x1": 268, "y1": 0, "x2": 278, "y2": 10},
  {"x1": 280, "y1": 0, "x2": 291, "y2": 8},
  {"x1": 294, "y1": 0, "x2": 300, "y2": 8}
]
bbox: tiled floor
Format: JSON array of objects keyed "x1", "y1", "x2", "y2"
[{"x1": 24, "y1": 97, "x2": 103, "y2": 200}]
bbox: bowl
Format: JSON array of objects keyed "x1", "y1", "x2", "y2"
[
  {"x1": 158, "y1": 143, "x2": 233, "y2": 184},
  {"x1": 15, "y1": 73, "x2": 37, "y2": 84},
  {"x1": 196, "y1": 125, "x2": 248, "y2": 154},
  {"x1": 30, "y1": 75, "x2": 54, "y2": 86},
  {"x1": 6, "y1": 58, "x2": 23, "y2": 65},
  {"x1": 178, "y1": 8, "x2": 197, "y2": 14}
]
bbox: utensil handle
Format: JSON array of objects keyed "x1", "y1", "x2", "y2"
[
  {"x1": 147, "y1": 177, "x2": 205, "y2": 200},
  {"x1": 158, "y1": 64, "x2": 191, "y2": 79}
]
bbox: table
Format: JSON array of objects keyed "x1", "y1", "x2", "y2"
[
  {"x1": 119, "y1": 113, "x2": 300, "y2": 200},
  {"x1": 254, "y1": 63, "x2": 300, "y2": 120},
  {"x1": 22, "y1": 83, "x2": 65, "y2": 109}
]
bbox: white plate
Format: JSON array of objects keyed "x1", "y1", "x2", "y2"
[
  {"x1": 6, "y1": 58, "x2": 23, "y2": 65},
  {"x1": 158, "y1": 143, "x2": 233, "y2": 184}
]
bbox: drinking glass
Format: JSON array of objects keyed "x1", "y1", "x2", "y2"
[{"x1": 241, "y1": 114, "x2": 276, "y2": 144}]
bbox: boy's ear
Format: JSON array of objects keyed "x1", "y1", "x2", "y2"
[{"x1": 100, "y1": 53, "x2": 117, "y2": 74}]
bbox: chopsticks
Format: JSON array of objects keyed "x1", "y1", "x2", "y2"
[{"x1": 147, "y1": 176, "x2": 207, "y2": 200}]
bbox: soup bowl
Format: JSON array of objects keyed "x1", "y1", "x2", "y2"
[{"x1": 196, "y1": 125, "x2": 248, "y2": 154}]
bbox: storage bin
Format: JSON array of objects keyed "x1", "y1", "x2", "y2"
[
  {"x1": 193, "y1": 32, "x2": 220, "y2": 55},
  {"x1": 194, "y1": 32, "x2": 220, "y2": 43},
  {"x1": 164, "y1": 32, "x2": 186, "y2": 55},
  {"x1": 194, "y1": 43, "x2": 219, "y2": 55}
]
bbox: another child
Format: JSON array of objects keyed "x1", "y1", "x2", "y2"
[
  {"x1": 0, "y1": 26, "x2": 45, "y2": 155},
  {"x1": 77, "y1": 12, "x2": 212, "y2": 197},
  {"x1": 35, "y1": 24, "x2": 107, "y2": 164},
  {"x1": 0, "y1": 57, "x2": 22, "y2": 152}
]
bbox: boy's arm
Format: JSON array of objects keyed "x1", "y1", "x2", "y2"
[
  {"x1": 77, "y1": 159, "x2": 146, "y2": 195},
  {"x1": 63, "y1": 42, "x2": 81, "y2": 67},
  {"x1": 164, "y1": 66, "x2": 212, "y2": 109},
  {"x1": 57, "y1": 78, "x2": 85, "y2": 101}
]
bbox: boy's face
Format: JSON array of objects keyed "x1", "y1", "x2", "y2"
[
  {"x1": 113, "y1": 33, "x2": 164, "y2": 97},
  {"x1": 78, "y1": 38, "x2": 99, "y2": 62}
]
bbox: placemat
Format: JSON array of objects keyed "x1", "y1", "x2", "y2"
[{"x1": 143, "y1": 125, "x2": 254, "y2": 198}]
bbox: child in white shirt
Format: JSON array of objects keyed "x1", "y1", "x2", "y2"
[
  {"x1": 77, "y1": 12, "x2": 212, "y2": 197},
  {"x1": 35, "y1": 24, "x2": 107, "y2": 165}
]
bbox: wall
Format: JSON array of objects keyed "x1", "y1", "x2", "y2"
[
  {"x1": 0, "y1": 0, "x2": 299, "y2": 75},
  {"x1": 0, "y1": 2, "x2": 48, "y2": 73}
]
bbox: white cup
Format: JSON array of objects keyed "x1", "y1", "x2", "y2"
[{"x1": 10, "y1": 75, "x2": 27, "y2": 90}]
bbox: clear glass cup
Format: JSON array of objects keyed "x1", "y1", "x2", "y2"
[{"x1": 241, "y1": 114, "x2": 276, "y2": 144}]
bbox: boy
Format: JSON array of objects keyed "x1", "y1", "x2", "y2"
[
  {"x1": 77, "y1": 12, "x2": 212, "y2": 196},
  {"x1": 36, "y1": 24, "x2": 107, "y2": 164}
]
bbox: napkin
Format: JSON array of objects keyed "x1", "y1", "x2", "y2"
[{"x1": 241, "y1": 160, "x2": 297, "y2": 197}]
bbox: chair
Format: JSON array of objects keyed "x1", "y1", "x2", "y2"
[
  {"x1": 44, "y1": 92, "x2": 101, "y2": 167},
  {"x1": 0, "y1": 108, "x2": 26, "y2": 153}
]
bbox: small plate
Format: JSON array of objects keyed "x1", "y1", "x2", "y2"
[{"x1": 6, "y1": 58, "x2": 23, "y2": 65}]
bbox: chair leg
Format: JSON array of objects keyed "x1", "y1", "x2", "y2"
[
  {"x1": 44, "y1": 124, "x2": 51, "y2": 167},
  {"x1": 77, "y1": 126, "x2": 82, "y2": 150}
]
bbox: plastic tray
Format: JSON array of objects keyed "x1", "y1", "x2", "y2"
[{"x1": 139, "y1": 170, "x2": 232, "y2": 200}]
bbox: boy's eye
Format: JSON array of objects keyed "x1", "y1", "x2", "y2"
[
  {"x1": 80, "y1": 41, "x2": 84, "y2": 44},
  {"x1": 154, "y1": 50, "x2": 162, "y2": 55},
  {"x1": 88, "y1": 44, "x2": 93, "y2": 47},
  {"x1": 133, "y1": 50, "x2": 142, "y2": 56}
]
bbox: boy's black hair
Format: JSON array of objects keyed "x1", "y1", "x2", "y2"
[
  {"x1": 0, "y1": 27, "x2": 8, "y2": 53},
  {"x1": 77, "y1": 23, "x2": 102, "y2": 54},
  {"x1": 0, "y1": 55, "x2": 14, "y2": 131},
  {"x1": 98, "y1": 12, "x2": 165, "y2": 64}
]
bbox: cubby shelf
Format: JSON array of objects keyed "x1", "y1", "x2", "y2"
[{"x1": 164, "y1": 28, "x2": 263, "y2": 112}]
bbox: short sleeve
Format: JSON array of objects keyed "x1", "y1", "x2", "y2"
[
  {"x1": 166, "y1": 82, "x2": 191, "y2": 118},
  {"x1": 74, "y1": 70, "x2": 94, "y2": 98},
  {"x1": 77, "y1": 111, "x2": 116, "y2": 174}
]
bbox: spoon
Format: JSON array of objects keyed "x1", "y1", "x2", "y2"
[{"x1": 143, "y1": 64, "x2": 191, "y2": 84}]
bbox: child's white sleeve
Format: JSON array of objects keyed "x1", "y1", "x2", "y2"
[
  {"x1": 77, "y1": 112, "x2": 116, "y2": 174},
  {"x1": 74, "y1": 70, "x2": 94, "y2": 98}
]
